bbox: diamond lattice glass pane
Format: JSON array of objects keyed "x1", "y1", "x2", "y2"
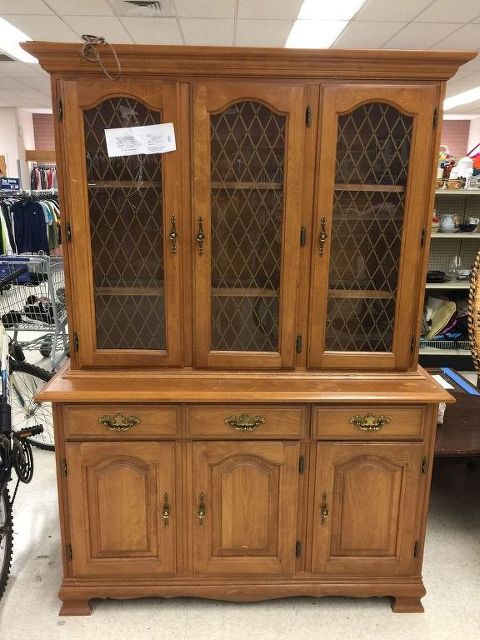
[
  {"x1": 84, "y1": 98, "x2": 165, "y2": 350},
  {"x1": 329, "y1": 191, "x2": 404, "y2": 293},
  {"x1": 336, "y1": 103, "x2": 413, "y2": 186},
  {"x1": 326, "y1": 297, "x2": 396, "y2": 352},
  {"x1": 326, "y1": 102, "x2": 413, "y2": 353},
  {"x1": 210, "y1": 102, "x2": 285, "y2": 352}
]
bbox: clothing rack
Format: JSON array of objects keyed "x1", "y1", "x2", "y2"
[
  {"x1": 0, "y1": 189, "x2": 61, "y2": 255},
  {"x1": 30, "y1": 163, "x2": 57, "y2": 190}
]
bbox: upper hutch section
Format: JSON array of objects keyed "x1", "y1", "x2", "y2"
[{"x1": 24, "y1": 42, "x2": 475, "y2": 372}]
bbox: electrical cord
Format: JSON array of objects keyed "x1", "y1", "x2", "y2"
[{"x1": 80, "y1": 34, "x2": 121, "y2": 81}]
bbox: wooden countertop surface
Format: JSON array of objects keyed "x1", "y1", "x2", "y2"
[{"x1": 36, "y1": 364, "x2": 453, "y2": 404}]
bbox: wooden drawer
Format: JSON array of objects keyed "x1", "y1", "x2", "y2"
[
  {"x1": 313, "y1": 405, "x2": 425, "y2": 440},
  {"x1": 186, "y1": 405, "x2": 306, "y2": 439},
  {"x1": 63, "y1": 404, "x2": 181, "y2": 439}
]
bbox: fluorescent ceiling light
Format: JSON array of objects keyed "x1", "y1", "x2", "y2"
[
  {"x1": 298, "y1": 0, "x2": 368, "y2": 21},
  {"x1": 286, "y1": 20, "x2": 347, "y2": 48},
  {"x1": 444, "y1": 86, "x2": 480, "y2": 111},
  {"x1": 286, "y1": 0, "x2": 368, "y2": 48},
  {"x1": 0, "y1": 18, "x2": 37, "y2": 63}
]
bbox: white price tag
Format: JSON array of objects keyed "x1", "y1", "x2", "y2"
[{"x1": 104, "y1": 123, "x2": 176, "y2": 157}]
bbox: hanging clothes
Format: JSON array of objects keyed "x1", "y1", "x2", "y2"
[
  {"x1": 30, "y1": 163, "x2": 57, "y2": 190},
  {"x1": 0, "y1": 190, "x2": 61, "y2": 254}
]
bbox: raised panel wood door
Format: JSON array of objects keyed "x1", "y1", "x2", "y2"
[
  {"x1": 192, "y1": 441, "x2": 299, "y2": 574},
  {"x1": 60, "y1": 79, "x2": 182, "y2": 367},
  {"x1": 308, "y1": 85, "x2": 437, "y2": 369},
  {"x1": 65, "y1": 441, "x2": 176, "y2": 577},
  {"x1": 312, "y1": 442, "x2": 423, "y2": 576},
  {"x1": 192, "y1": 83, "x2": 306, "y2": 369}
]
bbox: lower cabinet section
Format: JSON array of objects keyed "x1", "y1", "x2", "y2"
[
  {"x1": 312, "y1": 442, "x2": 423, "y2": 576},
  {"x1": 57, "y1": 402, "x2": 435, "y2": 614},
  {"x1": 192, "y1": 441, "x2": 299, "y2": 574},
  {"x1": 65, "y1": 441, "x2": 176, "y2": 577}
]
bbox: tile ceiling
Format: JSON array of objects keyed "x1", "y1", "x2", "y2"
[{"x1": 0, "y1": 0, "x2": 478, "y2": 113}]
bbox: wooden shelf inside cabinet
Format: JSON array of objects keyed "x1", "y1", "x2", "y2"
[
  {"x1": 95, "y1": 286, "x2": 164, "y2": 296},
  {"x1": 88, "y1": 181, "x2": 161, "y2": 189},
  {"x1": 211, "y1": 181, "x2": 282, "y2": 190},
  {"x1": 212, "y1": 287, "x2": 277, "y2": 297},
  {"x1": 334, "y1": 184, "x2": 405, "y2": 192},
  {"x1": 328, "y1": 289, "x2": 394, "y2": 299}
]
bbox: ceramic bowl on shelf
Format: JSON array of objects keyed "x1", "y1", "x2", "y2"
[
  {"x1": 459, "y1": 223, "x2": 477, "y2": 232},
  {"x1": 447, "y1": 178, "x2": 466, "y2": 189}
]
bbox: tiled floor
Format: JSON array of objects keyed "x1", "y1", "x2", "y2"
[{"x1": 1, "y1": 447, "x2": 479, "y2": 639}]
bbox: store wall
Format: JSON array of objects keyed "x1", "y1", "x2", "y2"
[
  {"x1": 441, "y1": 119, "x2": 470, "y2": 157},
  {"x1": 0, "y1": 107, "x2": 20, "y2": 178},
  {"x1": 467, "y1": 116, "x2": 480, "y2": 156},
  {"x1": 32, "y1": 113, "x2": 55, "y2": 150},
  {"x1": 17, "y1": 109, "x2": 35, "y2": 188}
]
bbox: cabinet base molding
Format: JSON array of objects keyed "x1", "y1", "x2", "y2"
[{"x1": 58, "y1": 579, "x2": 426, "y2": 616}]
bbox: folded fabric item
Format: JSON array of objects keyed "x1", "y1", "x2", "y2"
[
  {"x1": 439, "y1": 317, "x2": 458, "y2": 335},
  {"x1": 424, "y1": 296, "x2": 456, "y2": 339}
]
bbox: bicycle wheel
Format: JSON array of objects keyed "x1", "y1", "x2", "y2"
[
  {"x1": 0, "y1": 485, "x2": 13, "y2": 600},
  {"x1": 9, "y1": 361, "x2": 54, "y2": 451}
]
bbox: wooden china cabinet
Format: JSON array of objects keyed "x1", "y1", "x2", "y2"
[{"x1": 24, "y1": 42, "x2": 474, "y2": 616}]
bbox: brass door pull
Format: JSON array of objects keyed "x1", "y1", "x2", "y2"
[
  {"x1": 196, "y1": 216, "x2": 205, "y2": 255},
  {"x1": 320, "y1": 492, "x2": 329, "y2": 525},
  {"x1": 98, "y1": 413, "x2": 140, "y2": 432},
  {"x1": 224, "y1": 413, "x2": 266, "y2": 432},
  {"x1": 162, "y1": 493, "x2": 170, "y2": 528},
  {"x1": 318, "y1": 217, "x2": 328, "y2": 255},
  {"x1": 169, "y1": 214, "x2": 178, "y2": 253},
  {"x1": 196, "y1": 493, "x2": 206, "y2": 526},
  {"x1": 350, "y1": 414, "x2": 390, "y2": 432}
]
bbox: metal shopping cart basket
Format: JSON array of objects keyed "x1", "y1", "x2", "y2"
[{"x1": 0, "y1": 253, "x2": 68, "y2": 369}]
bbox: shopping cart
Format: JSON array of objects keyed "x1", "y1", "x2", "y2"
[{"x1": 0, "y1": 254, "x2": 68, "y2": 370}]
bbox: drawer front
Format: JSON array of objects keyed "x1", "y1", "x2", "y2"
[
  {"x1": 186, "y1": 405, "x2": 306, "y2": 439},
  {"x1": 63, "y1": 404, "x2": 181, "y2": 439},
  {"x1": 313, "y1": 405, "x2": 425, "y2": 440}
]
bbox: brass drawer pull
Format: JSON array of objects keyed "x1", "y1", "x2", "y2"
[
  {"x1": 98, "y1": 413, "x2": 140, "y2": 432},
  {"x1": 162, "y1": 493, "x2": 170, "y2": 528},
  {"x1": 196, "y1": 493, "x2": 206, "y2": 526},
  {"x1": 224, "y1": 413, "x2": 267, "y2": 432},
  {"x1": 169, "y1": 214, "x2": 178, "y2": 254},
  {"x1": 318, "y1": 217, "x2": 328, "y2": 255},
  {"x1": 350, "y1": 413, "x2": 390, "y2": 432},
  {"x1": 196, "y1": 216, "x2": 205, "y2": 255},
  {"x1": 320, "y1": 492, "x2": 329, "y2": 525}
]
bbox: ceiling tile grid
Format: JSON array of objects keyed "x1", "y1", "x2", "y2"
[{"x1": 0, "y1": 0, "x2": 477, "y2": 111}]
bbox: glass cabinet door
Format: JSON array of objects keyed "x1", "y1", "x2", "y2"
[
  {"x1": 308, "y1": 85, "x2": 437, "y2": 370},
  {"x1": 62, "y1": 80, "x2": 182, "y2": 367},
  {"x1": 193, "y1": 84, "x2": 305, "y2": 369}
]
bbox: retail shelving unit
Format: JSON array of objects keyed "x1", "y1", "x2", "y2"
[{"x1": 420, "y1": 189, "x2": 480, "y2": 362}]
